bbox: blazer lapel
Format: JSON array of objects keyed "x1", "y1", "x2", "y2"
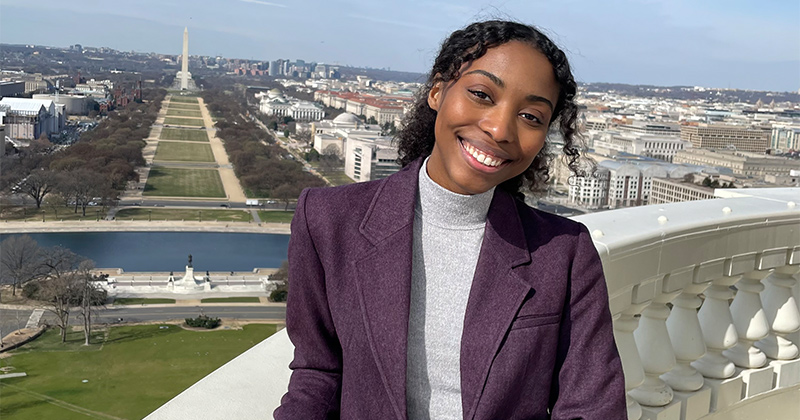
[
  {"x1": 354, "y1": 159, "x2": 422, "y2": 420},
  {"x1": 460, "y1": 191, "x2": 534, "y2": 420}
]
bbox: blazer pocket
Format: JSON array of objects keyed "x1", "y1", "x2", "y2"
[{"x1": 510, "y1": 313, "x2": 561, "y2": 330}]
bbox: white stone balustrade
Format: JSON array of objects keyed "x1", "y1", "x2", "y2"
[
  {"x1": 631, "y1": 292, "x2": 680, "y2": 407},
  {"x1": 664, "y1": 282, "x2": 710, "y2": 392},
  {"x1": 725, "y1": 270, "x2": 771, "y2": 369},
  {"x1": 145, "y1": 188, "x2": 800, "y2": 420},
  {"x1": 614, "y1": 310, "x2": 646, "y2": 420},
  {"x1": 757, "y1": 265, "x2": 800, "y2": 360}
]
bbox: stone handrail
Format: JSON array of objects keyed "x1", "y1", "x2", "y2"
[
  {"x1": 572, "y1": 188, "x2": 800, "y2": 420},
  {"x1": 146, "y1": 187, "x2": 800, "y2": 420}
]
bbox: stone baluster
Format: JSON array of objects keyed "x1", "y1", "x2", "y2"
[
  {"x1": 663, "y1": 282, "x2": 710, "y2": 392},
  {"x1": 724, "y1": 270, "x2": 771, "y2": 368},
  {"x1": 614, "y1": 310, "x2": 646, "y2": 420},
  {"x1": 755, "y1": 265, "x2": 800, "y2": 360},
  {"x1": 692, "y1": 275, "x2": 739, "y2": 379},
  {"x1": 630, "y1": 291, "x2": 680, "y2": 407}
]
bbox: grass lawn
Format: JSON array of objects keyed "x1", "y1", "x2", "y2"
[
  {"x1": 0, "y1": 206, "x2": 106, "y2": 222},
  {"x1": 163, "y1": 117, "x2": 204, "y2": 127},
  {"x1": 0, "y1": 324, "x2": 277, "y2": 420},
  {"x1": 143, "y1": 167, "x2": 225, "y2": 198},
  {"x1": 169, "y1": 96, "x2": 198, "y2": 103},
  {"x1": 159, "y1": 128, "x2": 209, "y2": 142},
  {"x1": 154, "y1": 142, "x2": 215, "y2": 162},
  {"x1": 200, "y1": 297, "x2": 261, "y2": 303},
  {"x1": 114, "y1": 298, "x2": 176, "y2": 305},
  {"x1": 257, "y1": 211, "x2": 294, "y2": 223},
  {"x1": 115, "y1": 208, "x2": 252, "y2": 222},
  {"x1": 166, "y1": 103, "x2": 201, "y2": 110},
  {"x1": 324, "y1": 171, "x2": 356, "y2": 186},
  {"x1": 166, "y1": 108, "x2": 202, "y2": 118}
]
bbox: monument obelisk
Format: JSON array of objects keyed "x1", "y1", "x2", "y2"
[{"x1": 180, "y1": 27, "x2": 189, "y2": 90}]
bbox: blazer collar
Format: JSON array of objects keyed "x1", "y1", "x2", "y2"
[{"x1": 355, "y1": 157, "x2": 534, "y2": 420}]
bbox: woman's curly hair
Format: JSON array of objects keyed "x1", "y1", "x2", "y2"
[{"x1": 396, "y1": 20, "x2": 585, "y2": 199}]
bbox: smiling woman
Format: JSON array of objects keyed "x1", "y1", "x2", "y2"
[{"x1": 275, "y1": 20, "x2": 626, "y2": 420}]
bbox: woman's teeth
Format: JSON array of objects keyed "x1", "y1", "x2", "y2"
[{"x1": 462, "y1": 141, "x2": 503, "y2": 167}]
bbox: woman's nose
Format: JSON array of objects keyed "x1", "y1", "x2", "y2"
[{"x1": 478, "y1": 106, "x2": 516, "y2": 143}]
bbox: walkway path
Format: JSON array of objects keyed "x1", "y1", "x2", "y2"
[{"x1": 198, "y1": 98, "x2": 247, "y2": 203}]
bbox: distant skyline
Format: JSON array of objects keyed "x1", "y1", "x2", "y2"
[{"x1": 1, "y1": 0, "x2": 798, "y2": 92}]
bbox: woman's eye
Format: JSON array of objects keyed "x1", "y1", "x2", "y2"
[
  {"x1": 520, "y1": 113, "x2": 542, "y2": 124},
  {"x1": 468, "y1": 89, "x2": 491, "y2": 102}
]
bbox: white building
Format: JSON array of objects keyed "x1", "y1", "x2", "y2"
[
  {"x1": 312, "y1": 113, "x2": 382, "y2": 155},
  {"x1": 344, "y1": 136, "x2": 400, "y2": 182},
  {"x1": 257, "y1": 89, "x2": 323, "y2": 121},
  {"x1": 593, "y1": 131, "x2": 691, "y2": 162},
  {"x1": 0, "y1": 97, "x2": 65, "y2": 140},
  {"x1": 770, "y1": 124, "x2": 800, "y2": 152}
]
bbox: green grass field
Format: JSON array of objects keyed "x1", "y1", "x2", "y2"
[
  {"x1": 166, "y1": 109, "x2": 202, "y2": 118},
  {"x1": 169, "y1": 96, "x2": 198, "y2": 104},
  {"x1": 154, "y1": 142, "x2": 215, "y2": 162},
  {"x1": 163, "y1": 117, "x2": 204, "y2": 127},
  {"x1": 200, "y1": 297, "x2": 261, "y2": 303},
  {"x1": 166, "y1": 103, "x2": 201, "y2": 110},
  {"x1": 159, "y1": 128, "x2": 209, "y2": 142},
  {"x1": 143, "y1": 167, "x2": 226, "y2": 198},
  {"x1": 113, "y1": 298, "x2": 176, "y2": 305},
  {"x1": 0, "y1": 206, "x2": 106, "y2": 222},
  {"x1": 257, "y1": 211, "x2": 295, "y2": 223},
  {"x1": 115, "y1": 208, "x2": 252, "y2": 222},
  {"x1": 0, "y1": 324, "x2": 277, "y2": 419}
]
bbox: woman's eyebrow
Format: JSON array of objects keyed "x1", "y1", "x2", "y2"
[
  {"x1": 464, "y1": 69, "x2": 554, "y2": 111},
  {"x1": 464, "y1": 69, "x2": 504, "y2": 88}
]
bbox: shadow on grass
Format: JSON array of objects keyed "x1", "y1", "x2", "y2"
[
  {"x1": 0, "y1": 387, "x2": 52, "y2": 417},
  {"x1": 104, "y1": 325, "x2": 177, "y2": 344}
]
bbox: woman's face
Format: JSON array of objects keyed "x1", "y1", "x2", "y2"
[{"x1": 426, "y1": 41, "x2": 560, "y2": 195}]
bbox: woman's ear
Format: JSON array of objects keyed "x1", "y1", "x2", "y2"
[{"x1": 427, "y1": 81, "x2": 442, "y2": 111}]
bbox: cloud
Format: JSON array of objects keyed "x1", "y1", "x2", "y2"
[{"x1": 239, "y1": 0, "x2": 287, "y2": 8}]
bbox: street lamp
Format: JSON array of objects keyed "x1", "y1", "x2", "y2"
[
  {"x1": 42, "y1": 210, "x2": 46, "y2": 222},
  {"x1": 198, "y1": 211, "x2": 202, "y2": 222},
  {"x1": 96, "y1": 210, "x2": 100, "y2": 221}
]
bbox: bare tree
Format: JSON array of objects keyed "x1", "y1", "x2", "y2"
[
  {"x1": 76, "y1": 260, "x2": 104, "y2": 345},
  {"x1": 295, "y1": 128, "x2": 312, "y2": 146},
  {"x1": 0, "y1": 235, "x2": 45, "y2": 296},
  {"x1": 272, "y1": 184, "x2": 298, "y2": 211},
  {"x1": 38, "y1": 246, "x2": 84, "y2": 343},
  {"x1": 19, "y1": 169, "x2": 59, "y2": 209}
]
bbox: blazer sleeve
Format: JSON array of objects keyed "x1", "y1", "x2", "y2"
[
  {"x1": 274, "y1": 188, "x2": 342, "y2": 419},
  {"x1": 549, "y1": 224, "x2": 627, "y2": 420}
]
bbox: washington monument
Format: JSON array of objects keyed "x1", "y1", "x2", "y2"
[{"x1": 180, "y1": 27, "x2": 189, "y2": 90}]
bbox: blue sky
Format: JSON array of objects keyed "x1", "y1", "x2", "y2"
[{"x1": 1, "y1": 0, "x2": 798, "y2": 92}]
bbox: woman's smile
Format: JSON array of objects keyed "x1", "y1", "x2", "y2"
[{"x1": 425, "y1": 41, "x2": 560, "y2": 195}]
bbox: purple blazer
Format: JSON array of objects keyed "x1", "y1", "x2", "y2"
[{"x1": 275, "y1": 158, "x2": 627, "y2": 420}]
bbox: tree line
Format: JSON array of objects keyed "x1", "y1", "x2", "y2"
[
  {"x1": 1, "y1": 88, "x2": 167, "y2": 213},
  {"x1": 1, "y1": 235, "x2": 105, "y2": 345},
  {"x1": 200, "y1": 89, "x2": 325, "y2": 199}
]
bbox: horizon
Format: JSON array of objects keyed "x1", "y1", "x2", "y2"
[{"x1": 0, "y1": 0, "x2": 798, "y2": 92}]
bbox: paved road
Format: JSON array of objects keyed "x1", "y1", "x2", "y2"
[{"x1": 0, "y1": 309, "x2": 32, "y2": 337}]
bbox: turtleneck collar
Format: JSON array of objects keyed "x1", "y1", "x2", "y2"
[{"x1": 415, "y1": 157, "x2": 495, "y2": 229}]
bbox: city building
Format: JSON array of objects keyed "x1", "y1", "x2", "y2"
[
  {"x1": 770, "y1": 124, "x2": 800, "y2": 152},
  {"x1": 649, "y1": 177, "x2": 718, "y2": 204},
  {"x1": 343, "y1": 136, "x2": 400, "y2": 182},
  {"x1": 312, "y1": 113, "x2": 381, "y2": 155},
  {"x1": 673, "y1": 148, "x2": 800, "y2": 177},
  {"x1": 0, "y1": 97, "x2": 65, "y2": 140},
  {"x1": 592, "y1": 131, "x2": 691, "y2": 162},
  {"x1": 0, "y1": 81, "x2": 25, "y2": 98},
  {"x1": 257, "y1": 89, "x2": 324, "y2": 121},
  {"x1": 680, "y1": 123, "x2": 771, "y2": 153},
  {"x1": 32, "y1": 93, "x2": 92, "y2": 115}
]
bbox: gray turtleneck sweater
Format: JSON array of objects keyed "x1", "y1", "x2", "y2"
[{"x1": 406, "y1": 159, "x2": 495, "y2": 420}]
